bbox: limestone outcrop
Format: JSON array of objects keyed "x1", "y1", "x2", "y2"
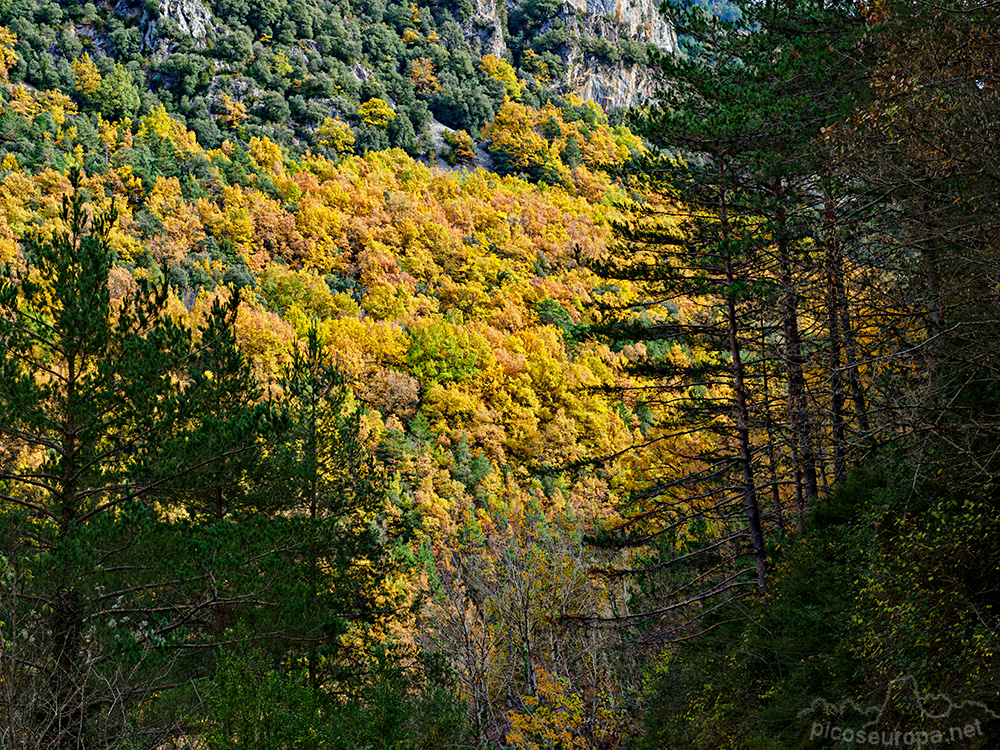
[{"x1": 465, "y1": 0, "x2": 677, "y2": 111}]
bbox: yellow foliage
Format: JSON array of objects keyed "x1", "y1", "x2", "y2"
[
  {"x1": 235, "y1": 298, "x2": 298, "y2": 383},
  {"x1": 137, "y1": 105, "x2": 203, "y2": 158},
  {"x1": 409, "y1": 57, "x2": 439, "y2": 93},
  {"x1": 0, "y1": 212, "x2": 16, "y2": 264},
  {"x1": 362, "y1": 281, "x2": 414, "y2": 321},
  {"x1": 4, "y1": 86, "x2": 37, "y2": 118},
  {"x1": 316, "y1": 316, "x2": 409, "y2": 377},
  {"x1": 521, "y1": 49, "x2": 550, "y2": 83},
  {"x1": 272, "y1": 49, "x2": 293, "y2": 77},
  {"x1": 0, "y1": 27, "x2": 17, "y2": 84},
  {"x1": 442, "y1": 129, "x2": 475, "y2": 164},
  {"x1": 4, "y1": 86, "x2": 77, "y2": 123},
  {"x1": 147, "y1": 176, "x2": 206, "y2": 261},
  {"x1": 219, "y1": 93, "x2": 248, "y2": 127},
  {"x1": 73, "y1": 54, "x2": 101, "y2": 96},
  {"x1": 479, "y1": 54, "x2": 523, "y2": 101},
  {"x1": 248, "y1": 135, "x2": 284, "y2": 174},
  {"x1": 0, "y1": 100, "x2": 655, "y2": 744},
  {"x1": 317, "y1": 117, "x2": 355, "y2": 156},
  {"x1": 358, "y1": 97, "x2": 396, "y2": 128},
  {"x1": 480, "y1": 101, "x2": 551, "y2": 174},
  {"x1": 423, "y1": 382, "x2": 480, "y2": 431},
  {"x1": 506, "y1": 670, "x2": 588, "y2": 749},
  {"x1": 258, "y1": 262, "x2": 353, "y2": 320}
]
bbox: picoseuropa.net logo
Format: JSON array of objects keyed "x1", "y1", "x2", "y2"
[{"x1": 798, "y1": 676, "x2": 997, "y2": 747}]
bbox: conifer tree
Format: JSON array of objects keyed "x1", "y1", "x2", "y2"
[
  {"x1": 0, "y1": 169, "x2": 271, "y2": 747},
  {"x1": 588, "y1": 0, "x2": 867, "y2": 624},
  {"x1": 277, "y1": 325, "x2": 398, "y2": 689}
]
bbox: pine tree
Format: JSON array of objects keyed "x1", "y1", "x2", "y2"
[
  {"x1": 586, "y1": 0, "x2": 867, "y2": 630},
  {"x1": 277, "y1": 325, "x2": 398, "y2": 690},
  {"x1": 839, "y1": 0, "x2": 1000, "y2": 484},
  {"x1": 0, "y1": 170, "x2": 271, "y2": 747}
]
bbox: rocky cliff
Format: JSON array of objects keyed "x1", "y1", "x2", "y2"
[
  {"x1": 465, "y1": 0, "x2": 509, "y2": 59},
  {"x1": 564, "y1": 0, "x2": 676, "y2": 53},
  {"x1": 464, "y1": 0, "x2": 676, "y2": 111},
  {"x1": 560, "y1": 0, "x2": 676, "y2": 111},
  {"x1": 564, "y1": 58, "x2": 660, "y2": 110},
  {"x1": 138, "y1": 0, "x2": 215, "y2": 51}
]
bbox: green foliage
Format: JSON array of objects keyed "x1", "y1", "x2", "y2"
[
  {"x1": 0, "y1": 172, "x2": 421, "y2": 747},
  {"x1": 639, "y1": 468, "x2": 882, "y2": 750},
  {"x1": 0, "y1": 0, "x2": 662, "y2": 157},
  {"x1": 223, "y1": 262, "x2": 256, "y2": 290},
  {"x1": 256, "y1": 90, "x2": 292, "y2": 123},
  {"x1": 0, "y1": 170, "x2": 278, "y2": 745},
  {"x1": 442, "y1": 128, "x2": 475, "y2": 166},
  {"x1": 205, "y1": 645, "x2": 327, "y2": 750},
  {"x1": 639, "y1": 453, "x2": 1000, "y2": 749},
  {"x1": 204, "y1": 645, "x2": 470, "y2": 750},
  {"x1": 536, "y1": 297, "x2": 573, "y2": 330},
  {"x1": 407, "y1": 319, "x2": 486, "y2": 385},
  {"x1": 852, "y1": 468, "x2": 1000, "y2": 708}
]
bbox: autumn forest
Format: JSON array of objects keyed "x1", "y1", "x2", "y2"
[{"x1": 1, "y1": 0, "x2": 998, "y2": 747}]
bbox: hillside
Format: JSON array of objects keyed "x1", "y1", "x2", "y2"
[
  {"x1": 0, "y1": 0, "x2": 673, "y2": 165},
  {"x1": 3, "y1": 0, "x2": 1000, "y2": 748},
  {"x1": 0, "y1": 49, "x2": 664, "y2": 743}
]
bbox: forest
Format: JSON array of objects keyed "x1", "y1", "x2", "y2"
[{"x1": 0, "y1": 0, "x2": 998, "y2": 748}]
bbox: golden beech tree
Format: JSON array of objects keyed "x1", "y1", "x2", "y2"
[
  {"x1": 317, "y1": 116, "x2": 356, "y2": 156},
  {"x1": 479, "y1": 54, "x2": 523, "y2": 101},
  {"x1": 72, "y1": 53, "x2": 102, "y2": 96},
  {"x1": 0, "y1": 26, "x2": 17, "y2": 83},
  {"x1": 358, "y1": 97, "x2": 396, "y2": 128},
  {"x1": 409, "y1": 57, "x2": 440, "y2": 93},
  {"x1": 506, "y1": 668, "x2": 588, "y2": 750}
]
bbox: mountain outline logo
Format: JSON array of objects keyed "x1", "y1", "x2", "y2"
[{"x1": 798, "y1": 675, "x2": 999, "y2": 729}]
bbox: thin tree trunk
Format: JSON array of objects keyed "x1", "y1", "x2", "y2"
[
  {"x1": 775, "y1": 183, "x2": 817, "y2": 528},
  {"x1": 307, "y1": 391, "x2": 320, "y2": 689},
  {"x1": 214, "y1": 485, "x2": 224, "y2": 635},
  {"x1": 918, "y1": 198, "x2": 945, "y2": 418},
  {"x1": 818, "y1": 180, "x2": 873, "y2": 440},
  {"x1": 839, "y1": 289, "x2": 872, "y2": 438},
  {"x1": 55, "y1": 359, "x2": 83, "y2": 750},
  {"x1": 920, "y1": 200, "x2": 945, "y2": 335},
  {"x1": 824, "y1": 188, "x2": 847, "y2": 480},
  {"x1": 760, "y1": 314, "x2": 785, "y2": 532},
  {"x1": 720, "y1": 160, "x2": 767, "y2": 594}
]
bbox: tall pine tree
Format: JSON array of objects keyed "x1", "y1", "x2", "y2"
[
  {"x1": 587, "y1": 0, "x2": 867, "y2": 634},
  {"x1": 0, "y1": 170, "x2": 273, "y2": 747}
]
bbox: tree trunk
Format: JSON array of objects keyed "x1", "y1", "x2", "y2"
[
  {"x1": 55, "y1": 361, "x2": 83, "y2": 749},
  {"x1": 760, "y1": 315, "x2": 786, "y2": 531},
  {"x1": 721, "y1": 162, "x2": 767, "y2": 594},
  {"x1": 839, "y1": 285, "x2": 872, "y2": 439},
  {"x1": 824, "y1": 188, "x2": 847, "y2": 480},
  {"x1": 775, "y1": 185, "x2": 817, "y2": 529}
]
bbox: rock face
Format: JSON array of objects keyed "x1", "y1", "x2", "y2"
[
  {"x1": 465, "y1": 0, "x2": 676, "y2": 112},
  {"x1": 464, "y1": 0, "x2": 508, "y2": 59},
  {"x1": 159, "y1": 0, "x2": 214, "y2": 37},
  {"x1": 563, "y1": 0, "x2": 676, "y2": 53},
  {"x1": 560, "y1": 4, "x2": 675, "y2": 111},
  {"x1": 565, "y1": 59, "x2": 660, "y2": 110},
  {"x1": 142, "y1": 0, "x2": 215, "y2": 50}
]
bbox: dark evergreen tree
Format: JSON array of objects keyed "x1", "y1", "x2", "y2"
[
  {"x1": 586, "y1": 0, "x2": 867, "y2": 629},
  {"x1": 277, "y1": 325, "x2": 401, "y2": 689},
  {"x1": 0, "y1": 170, "x2": 272, "y2": 747}
]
